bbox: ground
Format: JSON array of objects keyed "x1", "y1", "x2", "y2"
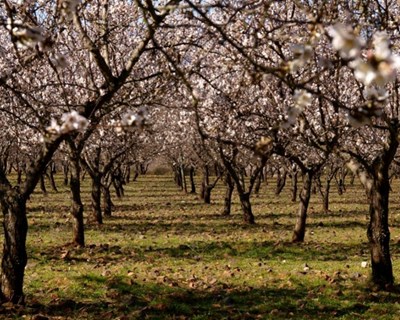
[{"x1": 2, "y1": 174, "x2": 400, "y2": 319}]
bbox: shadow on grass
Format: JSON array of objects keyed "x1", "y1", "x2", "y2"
[
  {"x1": 139, "y1": 240, "x2": 370, "y2": 263},
  {"x1": 15, "y1": 275, "x2": 374, "y2": 320},
  {"x1": 30, "y1": 239, "x2": 370, "y2": 270}
]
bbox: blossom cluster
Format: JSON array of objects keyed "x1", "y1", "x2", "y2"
[
  {"x1": 114, "y1": 107, "x2": 149, "y2": 133},
  {"x1": 60, "y1": 0, "x2": 80, "y2": 20},
  {"x1": 46, "y1": 111, "x2": 88, "y2": 135},
  {"x1": 330, "y1": 24, "x2": 400, "y2": 126},
  {"x1": 282, "y1": 89, "x2": 312, "y2": 129},
  {"x1": 7, "y1": 19, "x2": 46, "y2": 50}
]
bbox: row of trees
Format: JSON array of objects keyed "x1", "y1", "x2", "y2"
[{"x1": 0, "y1": 0, "x2": 400, "y2": 304}]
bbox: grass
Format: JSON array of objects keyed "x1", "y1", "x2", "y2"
[{"x1": 1, "y1": 174, "x2": 400, "y2": 319}]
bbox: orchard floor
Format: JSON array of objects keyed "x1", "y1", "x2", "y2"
[{"x1": 3, "y1": 174, "x2": 400, "y2": 319}]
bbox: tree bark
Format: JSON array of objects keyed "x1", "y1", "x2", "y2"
[
  {"x1": 203, "y1": 186, "x2": 212, "y2": 204},
  {"x1": 63, "y1": 163, "x2": 69, "y2": 186},
  {"x1": 239, "y1": 192, "x2": 254, "y2": 224},
  {"x1": 254, "y1": 172, "x2": 263, "y2": 194},
  {"x1": 200, "y1": 166, "x2": 209, "y2": 199},
  {"x1": 39, "y1": 175, "x2": 47, "y2": 195},
  {"x1": 112, "y1": 173, "x2": 124, "y2": 198},
  {"x1": 0, "y1": 191, "x2": 28, "y2": 304},
  {"x1": 367, "y1": 164, "x2": 394, "y2": 288},
  {"x1": 291, "y1": 171, "x2": 298, "y2": 202},
  {"x1": 275, "y1": 169, "x2": 287, "y2": 195},
  {"x1": 69, "y1": 156, "x2": 85, "y2": 247},
  {"x1": 90, "y1": 175, "x2": 102, "y2": 224},
  {"x1": 102, "y1": 185, "x2": 113, "y2": 217},
  {"x1": 48, "y1": 166, "x2": 58, "y2": 192},
  {"x1": 189, "y1": 166, "x2": 196, "y2": 193},
  {"x1": 222, "y1": 174, "x2": 234, "y2": 216},
  {"x1": 323, "y1": 179, "x2": 331, "y2": 213},
  {"x1": 174, "y1": 166, "x2": 182, "y2": 188},
  {"x1": 181, "y1": 164, "x2": 187, "y2": 193},
  {"x1": 292, "y1": 171, "x2": 313, "y2": 242}
]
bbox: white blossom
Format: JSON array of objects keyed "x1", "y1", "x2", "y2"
[
  {"x1": 373, "y1": 32, "x2": 391, "y2": 61},
  {"x1": 118, "y1": 107, "x2": 149, "y2": 132},
  {"x1": 46, "y1": 119, "x2": 61, "y2": 135},
  {"x1": 363, "y1": 86, "x2": 388, "y2": 102},
  {"x1": 348, "y1": 30, "x2": 400, "y2": 86},
  {"x1": 11, "y1": 25, "x2": 45, "y2": 49},
  {"x1": 46, "y1": 111, "x2": 88, "y2": 136},
  {"x1": 288, "y1": 44, "x2": 313, "y2": 73},
  {"x1": 293, "y1": 89, "x2": 312, "y2": 111},
  {"x1": 60, "y1": 111, "x2": 88, "y2": 133},
  {"x1": 329, "y1": 24, "x2": 365, "y2": 59}
]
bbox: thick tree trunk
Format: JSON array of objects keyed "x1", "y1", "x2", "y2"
[
  {"x1": 90, "y1": 176, "x2": 102, "y2": 224},
  {"x1": 102, "y1": 185, "x2": 113, "y2": 217},
  {"x1": 203, "y1": 186, "x2": 212, "y2": 204},
  {"x1": 16, "y1": 167, "x2": 22, "y2": 186},
  {"x1": 69, "y1": 157, "x2": 85, "y2": 247},
  {"x1": 367, "y1": 167, "x2": 393, "y2": 288},
  {"x1": 239, "y1": 192, "x2": 254, "y2": 224},
  {"x1": 222, "y1": 174, "x2": 234, "y2": 216},
  {"x1": 292, "y1": 171, "x2": 313, "y2": 242},
  {"x1": 200, "y1": 166, "x2": 210, "y2": 200},
  {"x1": 0, "y1": 191, "x2": 28, "y2": 304}
]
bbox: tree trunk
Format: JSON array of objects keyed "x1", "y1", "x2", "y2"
[
  {"x1": 200, "y1": 166, "x2": 210, "y2": 199},
  {"x1": 0, "y1": 191, "x2": 28, "y2": 304},
  {"x1": 337, "y1": 178, "x2": 344, "y2": 195},
  {"x1": 48, "y1": 168, "x2": 58, "y2": 192},
  {"x1": 189, "y1": 167, "x2": 196, "y2": 193},
  {"x1": 239, "y1": 192, "x2": 254, "y2": 224},
  {"x1": 90, "y1": 176, "x2": 102, "y2": 224},
  {"x1": 181, "y1": 165, "x2": 187, "y2": 193},
  {"x1": 174, "y1": 166, "x2": 182, "y2": 188},
  {"x1": 275, "y1": 169, "x2": 287, "y2": 195},
  {"x1": 132, "y1": 171, "x2": 139, "y2": 182},
  {"x1": 69, "y1": 157, "x2": 85, "y2": 247},
  {"x1": 39, "y1": 175, "x2": 47, "y2": 195},
  {"x1": 16, "y1": 167, "x2": 22, "y2": 186},
  {"x1": 203, "y1": 186, "x2": 212, "y2": 204},
  {"x1": 124, "y1": 165, "x2": 131, "y2": 184},
  {"x1": 112, "y1": 175, "x2": 124, "y2": 198},
  {"x1": 102, "y1": 185, "x2": 113, "y2": 217},
  {"x1": 350, "y1": 173, "x2": 355, "y2": 185},
  {"x1": 63, "y1": 163, "x2": 69, "y2": 186},
  {"x1": 291, "y1": 171, "x2": 298, "y2": 202},
  {"x1": 323, "y1": 180, "x2": 330, "y2": 213},
  {"x1": 367, "y1": 166, "x2": 394, "y2": 288},
  {"x1": 222, "y1": 174, "x2": 234, "y2": 216},
  {"x1": 292, "y1": 171, "x2": 313, "y2": 242},
  {"x1": 254, "y1": 173, "x2": 262, "y2": 194}
]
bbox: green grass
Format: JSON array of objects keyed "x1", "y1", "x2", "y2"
[{"x1": 1, "y1": 174, "x2": 400, "y2": 319}]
